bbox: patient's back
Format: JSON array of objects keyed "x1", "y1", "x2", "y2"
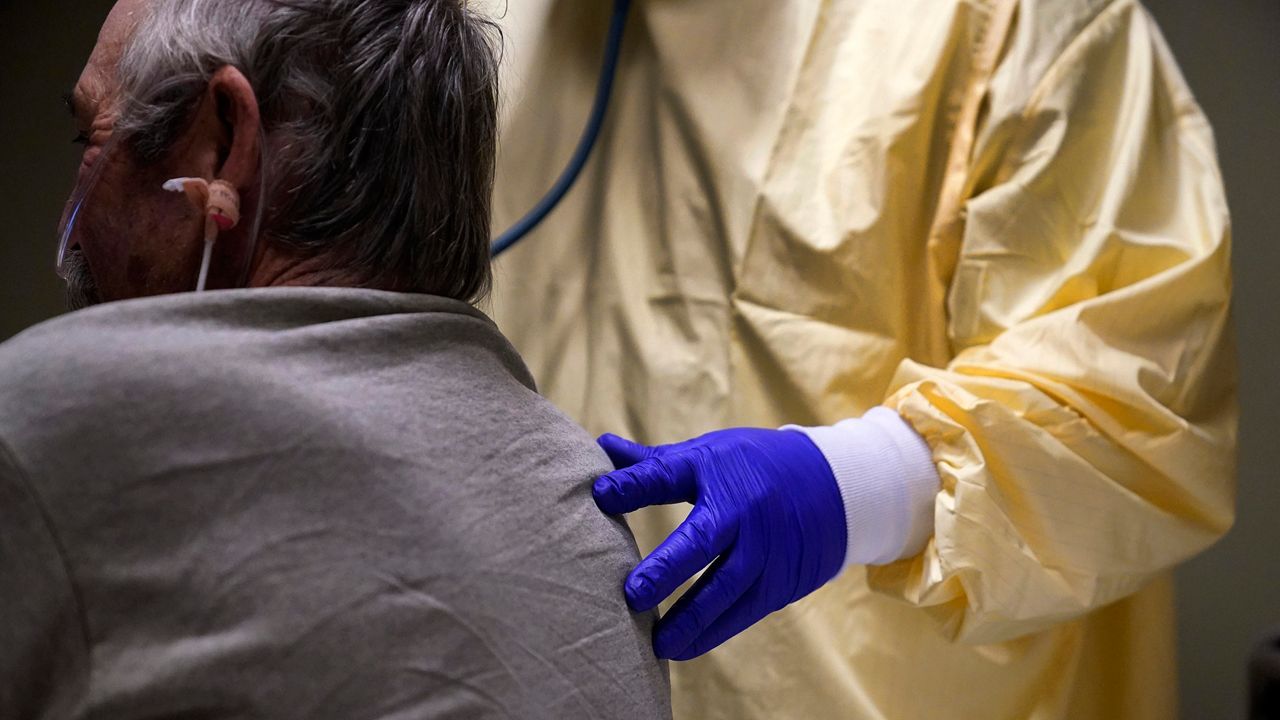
[{"x1": 0, "y1": 288, "x2": 670, "y2": 720}]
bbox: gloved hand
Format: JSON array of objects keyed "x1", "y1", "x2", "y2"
[{"x1": 593, "y1": 428, "x2": 847, "y2": 661}]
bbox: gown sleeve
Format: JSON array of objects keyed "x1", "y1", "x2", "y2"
[{"x1": 873, "y1": 0, "x2": 1237, "y2": 644}]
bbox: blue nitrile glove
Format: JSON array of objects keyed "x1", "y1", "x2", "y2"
[{"x1": 593, "y1": 428, "x2": 847, "y2": 661}]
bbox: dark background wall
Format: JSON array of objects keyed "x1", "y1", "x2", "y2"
[
  {"x1": 0, "y1": 2, "x2": 109, "y2": 325},
  {"x1": 1138, "y1": 4, "x2": 1280, "y2": 718},
  {"x1": 1, "y1": 1, "x2": 1276, "y2": 716}
]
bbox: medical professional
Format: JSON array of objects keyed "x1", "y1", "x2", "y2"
[{"x1": 491, "y1": 0, "x2": 1236, "y2": 718}]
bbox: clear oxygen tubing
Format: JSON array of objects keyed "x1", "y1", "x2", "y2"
[
  {"x1": 490, "y1": 0, "x2": 633, "y2": 257},
  {"x1": 56, "y1": 125, "x2": 269, "y2": 293},
  {"x1": 56, "y1": 136, "x2": 119, "y2": 280}
]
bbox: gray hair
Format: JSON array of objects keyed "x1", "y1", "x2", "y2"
[{"x1": 115, "y1": 0, "x2": 502, "y2": 301}]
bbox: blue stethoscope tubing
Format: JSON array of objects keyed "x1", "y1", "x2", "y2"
[{"x1": 491, "y1": 0, "x2": 633, "y2": 257}]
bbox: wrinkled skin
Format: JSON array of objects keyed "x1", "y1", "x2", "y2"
[{"x1": 61, "y1": 0, "x2": 338, "y2": 308}]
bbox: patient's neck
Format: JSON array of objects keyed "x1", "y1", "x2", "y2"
[{"x1": 249, "y1": 246, "x2": 369, "y2": 290}]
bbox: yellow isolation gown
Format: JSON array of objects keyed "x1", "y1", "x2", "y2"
[{"x1": 488, "y1": 0, "x2": 1237, "y2": 717}]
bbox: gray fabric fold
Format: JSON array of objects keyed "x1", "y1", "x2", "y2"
[{"x1": 0, "y1": 288, "x2": 670, "y2": 720}]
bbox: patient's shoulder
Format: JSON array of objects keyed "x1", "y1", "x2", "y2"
[
  {"x1": 0, "y1": 296, "x2": 262, "y2": 461},
  {"x1": 0, "y1": 299, "x2": 202, "y2": 407}
]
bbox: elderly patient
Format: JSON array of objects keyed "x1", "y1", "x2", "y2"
[{"x1": 0, "y1": 1, "x2": 671, "y2": 718}]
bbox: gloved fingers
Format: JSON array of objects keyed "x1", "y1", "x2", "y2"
[
  {"x1": 592, "y1": 454, "x2": 697, "y2": 516},
  {"x1": 597, "y1": 433, "x2": 662, "y2": 469},
  {"x1": 652, "y1": 549, "x2": 765, "y2": 660},
  {"x1": 669, "y1": 583, "x2": 772, "y2": 661},
  {"x1": 625, "y1": 507, "x2": 733, "y2": 613}
]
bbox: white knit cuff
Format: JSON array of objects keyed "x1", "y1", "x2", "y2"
[{"x1": 783, "y1": 407, "x2": 939, "y2": 567}]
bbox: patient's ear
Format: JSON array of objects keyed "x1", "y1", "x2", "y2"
[
  {"x1": 174, "y1": 65, "x2": 261, "y2": 194},
  {"x1": 164, "y1": 66, "x2": 263, "y2": 286}
]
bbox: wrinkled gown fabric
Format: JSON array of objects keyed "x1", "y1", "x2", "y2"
[
  {"x1": 0, "y1": 288, "x2": 672, "y2": 720},
  {"x1": 489, "y1": 0, "x2": 1237, "y2": 717}
]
